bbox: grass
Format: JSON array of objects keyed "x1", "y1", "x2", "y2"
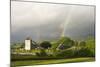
[{"x1": 11, "y1": 57, "x2": 95, "y2": 67}]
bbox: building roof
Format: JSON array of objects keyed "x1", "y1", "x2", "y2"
[{"x1": 25, "y1": 37, "x2": 32, "y2": 40}]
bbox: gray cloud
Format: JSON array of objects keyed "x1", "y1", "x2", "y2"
[{"x1": 11, "y1": 1, "x2": 95, "y2": 42}]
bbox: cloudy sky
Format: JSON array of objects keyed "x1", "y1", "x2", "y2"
[{"x1": 11, "y1": 1, "x2": 95, "y2": 42}]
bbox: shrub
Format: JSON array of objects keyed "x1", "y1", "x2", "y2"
[
  {"x1": 76, "y1": 48, "x2": 94, "y2": 57},
  {"x1": 36, "y1": 49, "x2": 47, "y2": 56},
  {"x1": 55, "y1": 49, "x2": 74, "y2": 58}
]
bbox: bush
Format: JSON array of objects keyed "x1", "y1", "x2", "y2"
[
  {"x1": 36, "y1": 49, "x2": 47, "y2": 56},
  {"x1": 74, "y1": 48, "x2": 94, "y2": 57},
  {"x1": 55, "y1": 49, "x2": 74, "y2": 58}
]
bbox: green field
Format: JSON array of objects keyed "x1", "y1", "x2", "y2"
[{"x1": 11, "y1": 57, "x2": 95, "y2": 67}]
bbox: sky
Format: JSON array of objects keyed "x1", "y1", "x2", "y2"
[{"x1": 11, "y1": 1, "x2": 95, "y2": 43}]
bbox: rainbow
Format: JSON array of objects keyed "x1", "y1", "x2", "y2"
[{"x1": 60, "y1": 6, "x2": 75, "y2": 37}]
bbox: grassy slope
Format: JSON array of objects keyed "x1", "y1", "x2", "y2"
[{"x1": 11, "y1": 57, "x2": 95, "y2": 67}]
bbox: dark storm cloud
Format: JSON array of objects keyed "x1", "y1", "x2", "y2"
[{"x1": 11, "y1": 1, "x2": 95, "y2": 42}]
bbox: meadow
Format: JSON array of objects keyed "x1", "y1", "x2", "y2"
[{"x1": 11, "y1": 57, "x2": 95, "y2": 67}]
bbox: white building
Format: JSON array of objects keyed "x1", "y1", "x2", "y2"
[{"x1": 25, "y1": 37, "x2": 32, "y2": 50}]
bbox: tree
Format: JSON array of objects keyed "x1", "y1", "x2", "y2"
[
  {"x1": 86, "y1": 37, "x2": 95, "y2": 57},
  {"x1": 79, "y1": 41, "x2": 86, "y2": 48},
  {"x1": 57, "y1": 37, "x2": 74, "y2": 50},
  {"x1": 20, "y1": 43, "x2": 25, "y2": 48},
  {"x1": 40, "y1": 41, "x2": 52, "y2": 49}
]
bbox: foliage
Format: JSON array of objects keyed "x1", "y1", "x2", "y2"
[
  {"x1": 57, "y1": 37, "x2": 74, "y2": 50},
  {"x1": 11, "y1": 43, "x2": 24, "y2": 49},
  {"x1": 86, "y1": 37, "x2": 95, "y2": 57},
  {"x1": 55, "y1": 49, "x2": 74, "y2": 58},
  {"x1": 73, "y1": 48, "x2": 93, "y2": 57},
  {"x1": 79, "y1": 41, "x2": 86, "y2": 48},
  {"x1": 36, "y1": 49, "x2": 47, "y2": 56},
  {"x1": 40, "y1": 41, "x2": 52, "y2": 49}
]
